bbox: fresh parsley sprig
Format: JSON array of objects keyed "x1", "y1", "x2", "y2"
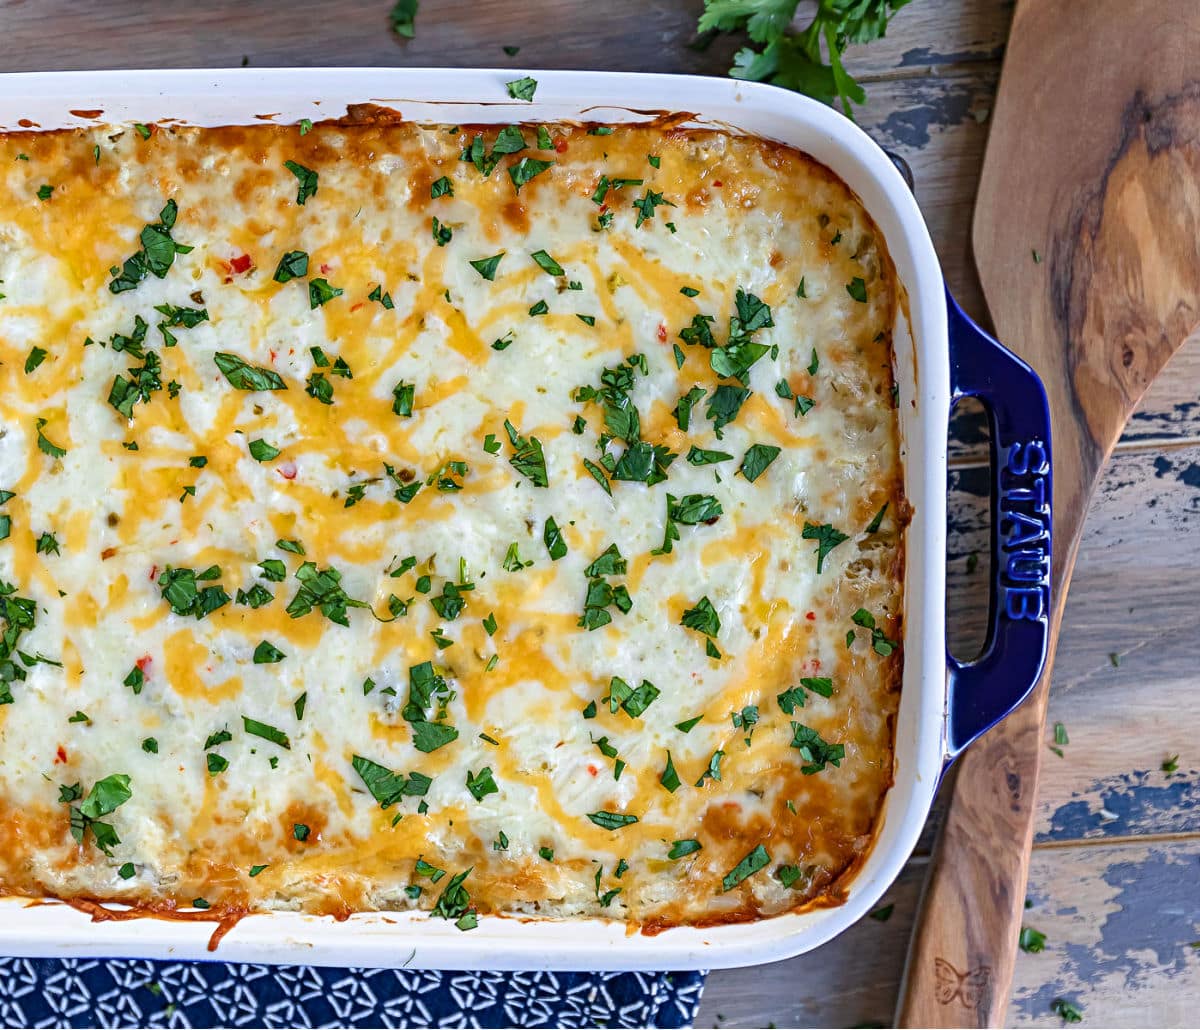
[{"x1": 697, "y1": 0, "x2": 912, "y2": 120}]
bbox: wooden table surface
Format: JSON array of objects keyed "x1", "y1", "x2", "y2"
[{"x1": 4, "y1": 1, "x2": 1198, "y2": 1026}]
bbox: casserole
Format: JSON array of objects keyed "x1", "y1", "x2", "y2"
[{"x1": 0, "y1": 67, "x2": 1051, "y2": 970}]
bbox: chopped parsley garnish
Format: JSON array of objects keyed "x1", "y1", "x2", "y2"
[
  {"x1": 686, "y1": 446, "x2": 732, "y2": 466},
  {"x1": 1019, "y1": 926, "x2": 1047, "y2": 953},
  {"x1": 790, "y1": 723, "x2": 844, "y2": 774},
  {"x1": 850, "y1": 608, "x2": 899, "y2": 656},
  {"x1": 351, "y1": 754, "x2": 431, "y2": 810},
  {"x1": 503, "y1": 419, "x2": 548, "y2": 487},
  {"x1": 466, "y1": 767, "x2": 499, "y2": 801},
  {"x1": 35, "y1": 531, "x2": 59, "y2": 556},
  {"x1": 308, "y1": 277, "x2": 342, "y2": 308},
  {"x1": 123, "y1": 665, "x2": 144, "y2": 694},
  {"x1": 681, "y1": 596, "x2": 720, "y2": 638},
  {"x1": 243, "y1": 716, "x2": 290, "y2": 749},
  {"x1": 277, "y1": 538, "x2": 305, "y2": 555},
  {"x1": 531, "y1": 249, "x2": 565, "y2": 276},
  {"x1": 299, "y1": 118, "x2": 313, "y2": 135},
  {"x1": 796, "y1": 277, "x2": 807, "y2": 298},
  {"x1": 248, "y1": 438, "x2": 280, "y2": 461},
  {"x1": 214, "y1": 352, "x2": 286, "y2": 391},
  {"x1": 807, "y1": 347, "x2": 820, "y2": 375},
  {"x1": 632, "y1": 189, "x2": 675, "y2": 227},
  {"x1": 432, "y1": 216, "x2": 452, "y2": 246},
  {"x1": 528, "y1": 299, "x2": 549, "y2": 316},
  {"x1": 158, "y1": 565, "x2": 230, "y2": 620},
  {"x1": 505, "y1": 76, "x2": 538, "y2": 101},
  {"x1": 659, "y1": 752, "x2": 681, "y2": 793},
  {"x1": 607, "y1": 676, "x2": 659, "y2": 718},
  {"x1": 1050, "y1": 998, "x2": 1083, "y2": 1024},
  {"x1": 305, "y1": 371, "x2": 334, "y2": 404},
  {"x1": 207, "y1": 753, "x2": 229, "y2": 775},
  {"x1": 430, "y1": 175, "x2": 454, "y2": 198},
  {"x1": 293, "y1": 823, "x2": 310, "y2": 841},
  {"x1": 721, "y1": 844, "x2": 770, "y2": 891},
  {"x1": 740, "y1": 443, "x2": 781, "y2": 482},
  {"x1": 668, "y1": 840, "x2": 701, "y2": 860},
  {"x1": 252, "y1": 640, "x2": 285, "y2": 664},
  {"x1": 108, "y1": 199, "x2": 193, "y2": 293},
  {"x1": 285, "y1": 561, "x2": 368, "y2": 626},
  {"x1": 508, "y1": 156, "x2": 553, "y2": 191},
  {"x1": 431, "y1": 867, "x2": 477, "y2": 930},
  {"x1": 694, "y1": 749, "x2": 724, "y2": 786},
  {"x1": 587, "y1": 811, "x2": 638, "y2": 831},
  {"x1": 24, "y1": 347, "x2": 47, "y2": 374},
  {"x1": 61, "y1": 773, "x2": 132, "y2": 856},
  {"x1": 36, "y1": 184, "x2": 54, "y2": 201},
  {"x1": 675, "y1": 715, "x2": 703, "y2": 733},
  {"x1": 470, "y1": 252, "x2": 504, "y2": 281},
  {"x1": 802, "y1": 521, "x2": 849, "y2": 573},
  {"x1": 391, "y1": 380, "x2": 416, "y2": 417},
  {"x1": 846, "y1": 276, "x2": 868, "y2": 303},
  {"x1": 544, "y1": 517, "x2": 567, "y2": 560},
  {"x1": 142, "y1": 738, "x2": 158, "y2": 753},
  {"x1": 865, "y1": 503, "x2": 889, "y2": 534},
  {"x1": 705, "y1": 384, "x2": 749, "y2": 437},
  {"x1": 284, "y1": 160, "x2": 318, "y2": 204},
  {"x1": 273, "y1": 250, "x2": 308, "y2": 283},
  {"x1": 369, "y1": 284, "x2": 395, "y2": 308}
]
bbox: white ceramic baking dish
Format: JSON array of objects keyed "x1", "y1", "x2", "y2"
[{"x1": 0, "y1": 67, "x2": 1051, "y2": 971}]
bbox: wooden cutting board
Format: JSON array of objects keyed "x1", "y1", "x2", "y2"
[{"x1": 897, "y1": 1, "x2": 1200, "y2": 1025}]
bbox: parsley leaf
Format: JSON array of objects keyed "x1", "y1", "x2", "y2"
[
  {"x1": 389, "y1": 0, "x2": 418, "y2": 37},
  {"x1": 470, "y1": 253, "x2": 504, "y2": 281},
  {"x1": 721, "y1": 844, "x2": 770, "y2": 891},
  {"x1": 284, "y1": 160, "x2": 318, "y2": 205},
  {"x1": 214, "y1": 352, "x2": 286, "y2": 391},
  {"x1": 242, "y1": 716, "x2": 290, "y2": 749},
  {"x1": 273, "y1": 250, "x2": 308, "y2": 283},
  {"x1": 508, "y1": 156, "x2": 553, "y2": 191},
  {"x1": 466, "y1": 767, "x2": 499, "y2": 801},
  {"x1": 698, "y1": 0, "x2": 910, "y2": 119},
  {"x1": 506, "y1": 76, "x2": 538, "y2": 101},
  {"x1": 790, "y1": 722, "x2": 844, "y2": 773},
  {"x1": 504, "y1": 419, "x2": 548, "y2": 487},
  {"x1": 587, "y1": 811, "x2": 638, "y2": 831},
  {"x1": 681, "y1": 596, "x2": 720, "y2": 637},
  {"x1": 802, "y1": 521, "x2": 849, "y2": 573},
  {"x1": 740, "y1": 443, "x2": 781, "y2": 482}
]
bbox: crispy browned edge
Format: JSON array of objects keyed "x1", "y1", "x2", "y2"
[{"x1": 1, "y1": 104, "x2": 908, "y2": 946}]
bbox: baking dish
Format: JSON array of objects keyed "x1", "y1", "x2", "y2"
[{"x1": 0, "y1": 67, "x2": 1051, "y2": 971}]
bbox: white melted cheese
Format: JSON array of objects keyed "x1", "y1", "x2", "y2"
[{"x1": 0, "y1": 117, "x2": 903, "y2": 927}]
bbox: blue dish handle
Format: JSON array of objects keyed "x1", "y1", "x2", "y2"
[{"x1": 943, "y1": 288, "x2": 1052, "y2": 763}]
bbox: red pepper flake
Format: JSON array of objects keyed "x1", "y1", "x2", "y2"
[
  {"x1": 656, "y1": 324, "x2": 668, "y2": 343},
  {"x1": 599, "y1": 203, "x2": 609, "y2": 214},
  {"x1": 554, "y1": 138, "x2": 569, "y2": 153},
  {"x1": 587, "y1": 764, "x2": 599, "y2": 777},
  {"x1": 805, "y1": 611, "x2": 816, "y2": 621},
  {"x1": 268, "y1": 349, "x2": 277, "y2": 363},
  {"x1": 712, "y1": 180, "x2": 723, "y2": 187},
  {"x1": 229, "y1": 254, "x2": 252, "y2": 274},
  {"x1": 148, "y1": 564, "x2": 158, "y2": 581},
  {"x1": 277, "y1": 461, "x2": 298, "y2": 481},
  {"x1": 319, "y1": 263, "x2": 331, "y2": 275},
  {"x1": 100, "y1": 547, "x2": 117, "y2": 561},
  {"x1": 136, "y1": 655, "x2": 152, "y2": 674},
  {"x1": 55, "y1": 746, "x2": 68, "y2": 764},
  {"x1": 350, "y1": 302, "x2": 364, "y2": 312}
]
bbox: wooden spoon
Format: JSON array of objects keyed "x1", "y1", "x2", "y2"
[{"x1": 897, "y1": 1, "x2": 1200, "y2": 1024}]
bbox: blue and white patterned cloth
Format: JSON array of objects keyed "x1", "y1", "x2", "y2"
[{"x1": 0, "y1": 958, "x2": 706, "y2": 1028}]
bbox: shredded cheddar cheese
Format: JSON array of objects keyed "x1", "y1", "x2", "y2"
[{"x1": 0, "y1": 114, "x2": 904, "y2": 930}]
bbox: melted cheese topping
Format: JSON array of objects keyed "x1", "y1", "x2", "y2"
[{"x1": 0, "y1": 115, "x2": 903, "y2": 929}]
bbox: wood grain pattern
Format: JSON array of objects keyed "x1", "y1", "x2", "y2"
[{"x1": 898, "y1": 3, "x2": 1200, "y2": 1025}]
